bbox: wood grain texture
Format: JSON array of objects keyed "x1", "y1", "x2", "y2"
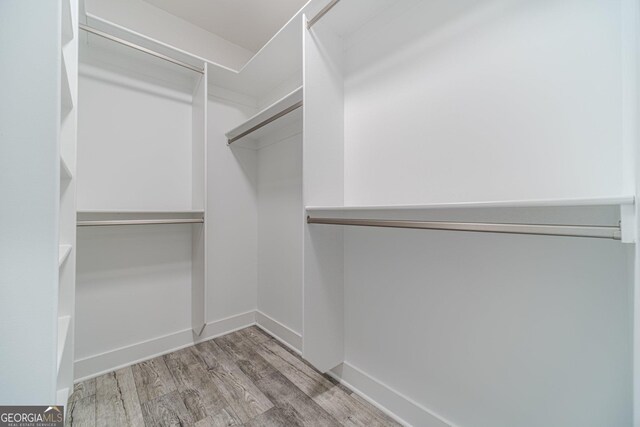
[
  {"x1": 141, "y1": 390, "x2": 195, "y2": 426},
  {"x1": 163, "y1": 347, "x2": 231, "y2": 423},
  {"x1": 349, "y1": 392, "x2": 399, "y2": 426},
  {"x1": 66, "y1": 395, "x2": 96, "y2": 427},
  {"x1": 194, "y1": 340, "x2": 273, "y2": 422},
  {"x1": 68, "y1": 378, "x2": 96, "y2": 406},
  {"x1": 96, "y1": 368, "x2": 144, "y2": 427},
  {"x1": 68, "y1": 326, "x2": 400, "y2": 427},
  {"x1": 242, "y1": 403, "x2": 305, "y2": 427},
  {"x1": 194, "y1": 408, "x2": 240, "y2": 427},
  {"x1": 256, "y1": 338, "x2": 334, "y2": 398},
  {"x1": 254, "y1": 371, "x2": 341, "y2": 426},
  {"x1": 314, "y1": 386, "x2": 395, "y2": 426},
  {"x1": 239, "y1": 326, "x2": 272, "y2": 345},
  {"x1": 132, "y1": 356, "x2": 177, "y2": 403},
  {"x1": 214, "y1": 332, "x2": 277, "y2": 382}
]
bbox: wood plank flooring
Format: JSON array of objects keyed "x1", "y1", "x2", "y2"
[{"x1": 66, "y1": 326, "x2": 400, "y2": 427}]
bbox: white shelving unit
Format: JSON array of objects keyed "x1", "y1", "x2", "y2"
[
  {"x1": 225, "y1": 86, "x2": 303, "y2": 148},
  {"x1": 305, "y1": 196, "x2": 636, "y2": 211},
  {"x1": 76, "y1": 26, "x2": 208, "y2": 336},
  {"x1": 57, "y1": 0, "x2": 78, "y2": 410}
]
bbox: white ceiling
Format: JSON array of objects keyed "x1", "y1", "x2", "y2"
[{"x1": 141, "y1": 0, "x2": 309, "y2": 53}]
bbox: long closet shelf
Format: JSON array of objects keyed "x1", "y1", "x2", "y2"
[
  {"x1": 58, "y1": 245, "x2": 72, "y2": 267},
  {"x1": 60, "y1": 156, "x2": 73, "y2": 180},
  {"x1": 78, "y1": 218, "x2": 204, "y2": 227},
  {"x1": 79, "y1": 24, "x2": 204, "y2": 75},
  {"x1": 56, "y1": 315, "x2": 71, "y2": 374},
  {"x1": 307, "y1": 216, "x2": 622, "y2": 240},
  {"x1": 77, "y1": 209, "x2": 205, "y2": 214},
  {"x1": 305, "y1": 196, "x2": 635, "y2": 211},
  {"x1": 226, "y1": 86, "x2": 303, "y2": 145}
]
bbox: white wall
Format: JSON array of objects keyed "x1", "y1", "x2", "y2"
[
  {"x1": 77, "y1": 63, "x2": 193, "y2": 211},
  {"x1": 257, "y1": 133, "x2": 303, "y2": 339},
  {"x1": 343, "y1": 0, "x2": 626, "y2": 205},
  {"x1": 85, "y1": 0, "x2": 254, "y2": 71},
  {"x1": 76, "y1": 225, "x2": 192, "y2": 359},
  {"x1": 342, "y1": 221, "x2": 632, "y2": 427},
  {"x1": 0, "y1": 0, "x2": 60, "y2": 404}
]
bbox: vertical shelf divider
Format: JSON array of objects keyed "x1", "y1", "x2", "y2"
[
  {"x1": 191, "y1": 63, "x2": 208, "y2": 336},
  {"x1": 302, "y1": 14, "x2": 346, "y2": 372}
]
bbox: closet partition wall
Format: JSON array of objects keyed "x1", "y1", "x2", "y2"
[{"x1": 75, "y1": 29, "x2": 207, "y2": 374}]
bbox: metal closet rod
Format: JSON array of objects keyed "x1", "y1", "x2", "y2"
[
  {"x1": 306, "y1": 217, "x2": 622, "y2": 240},
  {"x1": 79, "y1": 24, "x2": 204, "y2": 74},
  {"x1": 78, "y1": 219, "x2": 204, "y2": 227},
  {"x1": 228, "y1": 101, "x2": 303, "y2": 144},
  {"x1": 307, "y1": 0, "x2": 341, "y2": 29}
]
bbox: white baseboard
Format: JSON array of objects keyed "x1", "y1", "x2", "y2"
[
  {"x1": 74, "y1": 310, "x2": 256, "y2": 382},
  {"x1": 328, "y1": 362, "x2": 457, "y2": 427},
  {"x1": 255, "y1": 310, "x2": 302, "y2": 353}
]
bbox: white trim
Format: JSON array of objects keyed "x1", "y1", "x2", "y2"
[
  {"x1": 74, "y1": 310, "x2": 256, "y2": 382},
  {"x1": 255, "y1": 310, "x2": 302, "y2": 353},
  {"x1": 328, "y1": 362, "x2": 457, "y2": 427}
]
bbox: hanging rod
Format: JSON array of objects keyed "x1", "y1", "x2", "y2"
[
  {"x1": 79, "y1": 24, "x2": 204, "y2": 74},
  {"x1": 78, "y1": 219, "x2": 204, "y2": 227},
  {"x1": 306, "y1": 217, "x2": 622, "y2": 240},
  {"x1": 228, "y1": 101, "x2": 303, "y2": 144},
  {"x1": 307, "y1": 0, "x2": 340, "y2": 29}
]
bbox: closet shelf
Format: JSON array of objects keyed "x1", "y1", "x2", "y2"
[
  {"x1": 226, "y1": 86, "x2": 303, "y2": 146},
  {"x1": 305, "y1": 196, "x2": 635, "y2": 212},
  {"x1": 58, "y1": 245, "x2": 72, "y2": 267},
  {"x1": 76, "y1": 211, "x2": 205, "y2": 227},
  {"x1": 207, "y1": 9, "x2": 302, "y2": 98},
  {"x1": 56, "y1": 315, "x2": 71, "y2": 375},
  {"x1": 77, "y1": 209, "x2": 205, "y2": 214},
  {"x1": 60, "y1": 156, "x2": 73, "y2": 180}
]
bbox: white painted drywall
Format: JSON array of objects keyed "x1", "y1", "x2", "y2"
[
  {"x1": 85, "y1": 0, "x2": 254, "y2": 70},
  {"x1": 343, "y1": 224, "x2": 632, "y2": 427},
  {"x1": 343, "y1": 0, "x2": 626, "y2": 205},
  {"x1": 257, "y1": 133, "x2": 303, "y2": 336},
  {"x1": 75, "y1": 225, "x2": 192, "y2": 359},
  {"x1": 0, "y1": 0, "x2": 60, "y2": 404},
  {"x1": 77, "y1": 63, "x2": 193, "y2": 211}
]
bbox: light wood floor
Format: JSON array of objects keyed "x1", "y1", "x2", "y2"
[{"x1": 66, "y1": 326, "x2": 400, "y2": 426}]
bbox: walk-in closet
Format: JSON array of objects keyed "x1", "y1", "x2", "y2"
[{"x1": 1, "y1": 0, "x2": 638, "y2": 426}]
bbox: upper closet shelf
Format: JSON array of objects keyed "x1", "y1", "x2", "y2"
[
  {"x1": 306, "y1": 196, "x2": 635, "y2": 211},
  {"x1": 77, "y1": 209, "x2": 205, "y2": 214},
  {"x1": 207, "y1": 9, "x2": 303, "y2": 98},
  {"x1": 226, "y1": 86, "x2": 303, "y2": 146}
]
